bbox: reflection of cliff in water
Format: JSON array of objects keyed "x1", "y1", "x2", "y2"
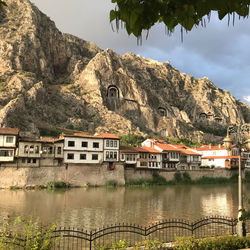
[{"x1": 0, "y1": 184, "x2": 248, "y2": 231}]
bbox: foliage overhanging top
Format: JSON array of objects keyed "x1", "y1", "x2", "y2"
[{"x1": 110, "y1": 0, "x2": 250, "y2": 37}]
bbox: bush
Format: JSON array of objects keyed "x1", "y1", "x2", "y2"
[
  {"x1": 47, "y1": 181, "x2": 69, "y2": 189},
  {"x1": 0, "y1": 217, "x2": 56, "y2": 250},
  {"x1": 174, "y1": 172, "x2": 182, "y2": 183},
  {"x1": 174, "y1": 235, "x2": 250, "y2": 250},
  {"x1": 245, "y1": 171, "x2": 250, "y2": 183},
  {"x1": 182, "y1": 172, "x2": 192, "y2": 184},
  {"x1": 105, "y1": 180, "x2": 118, "y2": 187}
]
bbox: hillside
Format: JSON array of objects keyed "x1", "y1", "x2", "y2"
[{"x1": 0, "y1": 0, "x2": 249, "y2": 142}]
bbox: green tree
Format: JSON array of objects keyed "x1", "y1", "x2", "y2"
[{"x1": 110, "y1": 0, "x2": 250, "y2": 37}]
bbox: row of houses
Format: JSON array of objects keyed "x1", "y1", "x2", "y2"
[{"x1": 0, "y1": 128, "x2": 249, "y2": 170}]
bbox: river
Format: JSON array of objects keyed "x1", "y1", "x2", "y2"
[{"x1": 0, "y1": 184, "x2": 249, "y2": 230}]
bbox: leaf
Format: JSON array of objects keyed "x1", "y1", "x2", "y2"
[{"x1": 110, "y1": 10, "x2": 117, "y2": 22}]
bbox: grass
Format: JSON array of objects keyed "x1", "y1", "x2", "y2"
[
  {"x1": 126, "y1": 172, "x2": 239, "y2": 186},
  {"x1": 47, "y1": 181, "x2": 70, "y2": 189},
  {"x1": 105, "y1": 180, "x2": 118, "y2": 187}
]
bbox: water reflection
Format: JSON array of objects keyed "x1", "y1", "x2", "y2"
[{"x1": 0, "y1": 184, "x2": 249, "y2": 231}]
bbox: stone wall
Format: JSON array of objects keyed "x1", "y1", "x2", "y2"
[
  {"x1": 124, "y1": 168, "x2": 240, "y2": 182},
  {"x1": 0, "y1": 163, "x2": 244, "y2": 188},
  {"x1": 0, "y1": 162, "x2": 125, "y2": 188}
]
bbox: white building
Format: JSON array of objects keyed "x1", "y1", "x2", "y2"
[
  {"x1": 0, "y1": 128, "x2": 19, "y2": 162},
  {"x1": 63, "y1": 132, "x2": 120, "y2": 165},
  {"x1": 95, "y1": 132, "x2": 120, "y2": 163},
  {"x1": 196, "y1": 144, "x2": 246, "y2": 169}
]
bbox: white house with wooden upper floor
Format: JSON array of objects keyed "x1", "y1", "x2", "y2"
[
  {"x1": 0, "y1": 128, "x2": 19, "y2": 163},
  {"x1": 63, "y1": 132, "x2": 120, "y2": 165}
]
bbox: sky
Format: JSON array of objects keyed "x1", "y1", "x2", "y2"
[{"x1": 30, "y1": 0, "x2": 250, "y2": 106}]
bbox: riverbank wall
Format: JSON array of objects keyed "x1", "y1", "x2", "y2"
[
  {"x1": 124, "y1": 168, "x2": 241, "y2": 182},
  {"x1": 0, "y1": 164, "x2": 248, "y2": 188},
  {"x1": 0, "y1": 163, "x2": 125, "y2": 188}
]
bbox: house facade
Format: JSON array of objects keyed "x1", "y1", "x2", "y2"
[
  {"x1": 196, "y1": 144, "x2": 246, "y2": 169},
  {"x1": 63, "y1": 132, "x2": 120, "y2": 165},
  {"x1": 17, "y1": 137, "x2": 64, "y2": 167},
  {"x1": 0, "y1": 128, "x2": 19, "y2": 163},
  {"x1": 63, "y1": 132, "x2": 104, "y2": 164}
]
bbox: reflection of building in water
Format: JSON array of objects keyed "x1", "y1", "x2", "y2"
[{"x1": 201, "y1": 193, "x2": 234, "y2": 217}]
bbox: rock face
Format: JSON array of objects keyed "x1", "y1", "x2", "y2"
[{"x1": 0, "y1": 0, "x2": 249, "y2": 141}]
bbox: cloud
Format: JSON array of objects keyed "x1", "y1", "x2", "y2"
[
  {"x1": 30, "y1": 0, "x2": 250, "y2": 104},
  {"x1": 244, "y1": 96, "x2": 250, "y2": 104}
]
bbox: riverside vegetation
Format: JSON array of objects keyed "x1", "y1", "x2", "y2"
[{"x1": 126, "y1": 172, "x2": 240, "y2": 186}]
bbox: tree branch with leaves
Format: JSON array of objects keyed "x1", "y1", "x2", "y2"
[{"x1": 110, "y1": 0, "x2": 250, "y2": 38}]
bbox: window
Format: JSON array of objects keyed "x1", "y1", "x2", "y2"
[
  {"x1": 22, "y1": 158, "x2": 25, "y2": 163},
  {"x1": 80, "y1": 154, "x2": 86, "y2": 160},
  {"x1": 35, "y1": 146, "x2": 39, "y2": 154},
  {"x1": 30, "y1": 145, "x2": 34, "y2": 153},
  {"x1": 121, "y1": 154, "x2": 124, "y2": 160},
  {"x1": 82, "y1": 141, "x2": 88, "y2": 147},
  {"x1": 32, "y1": 159, "x2": 36, "y2": 164},
  {"x1": 92, "y1": 154, "x2": 98, "y2": 160},
  {"x1": 6, "y1": 136, "x2": 14, "y2": 143},
  {"x1": 114, "y1": 141, "x2": 117, "y2": 147},
  {"x1": 68, "y1": 141, "x2": 75, "y2": 147},
  {"x1": 57, "y1": 147, "x2": 61, "y2": 155},
  {"x1": 106, "y1": 151, "x2": 109, "y2": 159},
  {"x1": 0, "y1": 150, "x2": 13, "y2": 156},
  {"x1": 110, "y1": 152, "x2": 113, "y2": 159},
  {"x1": 48, "y1": 147, "x2": 53, "y2": 154},
  {"x1": 27, "y1": 159, "x2": 31, "y2": 163},
  {"x1": 106, "y1": 140, "x2": 109, "y2": 147},
  {"x1": 67, "y1": 153, "x2": 74, "y2": 160},
  {"x1": 110, "y1": 141, "x2": 113, "y2": 147},
  {"x1": 24, "y1": 145, "x2": 29, "y2": 153},
  {"x1": 93, "y1": 142, "x2": 99, "y2": 148}
]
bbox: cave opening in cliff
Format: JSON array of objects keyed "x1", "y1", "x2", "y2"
[
  {"x1": 158, "y1": 107, "x2": 167, "y2": 117},
  {"x1": 107, "y1": 85, "x2": 119, "y2": 99}
]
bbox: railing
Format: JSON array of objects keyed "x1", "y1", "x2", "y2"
[{"x1": 5, "y1": 216, "x2": 247, "y2": 249}]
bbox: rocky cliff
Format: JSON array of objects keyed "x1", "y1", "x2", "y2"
[{"x1": 0, "y1": 0, "x2": 249, "y2": 141}]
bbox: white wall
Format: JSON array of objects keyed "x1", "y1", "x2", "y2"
[
  {"x1": 0, "y1": 135, "x2": 17, "y2": 147},
  {"x1": 64, "y1": 137, "x2": 103, "y2": 151},
  {"x1": 64, "y1": 151, "x2": 103, "y2": 164},
  {"x1": 200, "y1": 149, "x2": 228, "y2": 157},
  {"x1": 64, "y1": 136, "x2": 104, "y2": 164},
  {"x1": 201, "y1": 158, "x2": 225, "y2": 168}
]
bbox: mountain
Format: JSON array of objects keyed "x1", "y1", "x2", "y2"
[{"x1": 0, "y1": 0, "x2": 249, "y2": 142}]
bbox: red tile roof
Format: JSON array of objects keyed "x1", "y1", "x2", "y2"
[
  {"x1": 202, "y1": 156, "x2": 247, "y2": 160},
  {"x1": 0, "y1": 128, "x2": 19, "y2": 135},
  {"x1": 179, "y1": 148, "x2": 201, "y2": 156},
  {"x1": 155, "y1": 143, "x2": 180, "y2": 151},
  {"x1": 94, "y1": 132, "x2": 120, "y2": 139},
  {"x1": 139, "y1": 146, "x2": 162, "y2": 153},
  {"x1": 120, "y1": 146, "x2": 138, "y2": 153},
  {"x1": 196, "y1": 145, "x2": 226, "y2": 151}
]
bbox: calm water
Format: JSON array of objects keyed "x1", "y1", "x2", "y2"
[{"x1": 0, "y1": 184, "x2": 249, "y2": 230}]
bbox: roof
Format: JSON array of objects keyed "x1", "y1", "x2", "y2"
[
  {"x1": 202, "y1": 156, "x2": 247, "y2": 160},
  {"x1": 120, "y1": 146, "x2": 138, "y2": 153},
  {"x1": 179, "y1": 148, "x2": 201, "y2": 156},
  {"x1": 139, "y1": 146, "x2": 162, "y2": 153},
  {"x1": 19, "y1": 136, "x2": 63, "y2": 143},
  {"x1": 196, "y1": 145, "x2": 226, "y2": 151},
  {"x1": 63, "y1": 132, "x2": 101, "y2": 139},
  {"x1": 94, "y1": 132, "x2": 120, "y2": 139},
  {"x1": 0, "y1": 128, "x2": 19, "y2": 135},
  {"x1": 155, "y1": 143, "x2": 180, "y2": 151}
]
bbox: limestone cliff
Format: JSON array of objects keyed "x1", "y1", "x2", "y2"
[{"x1": 0, "y1": 0, "x2": 249, "y2": 141}]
